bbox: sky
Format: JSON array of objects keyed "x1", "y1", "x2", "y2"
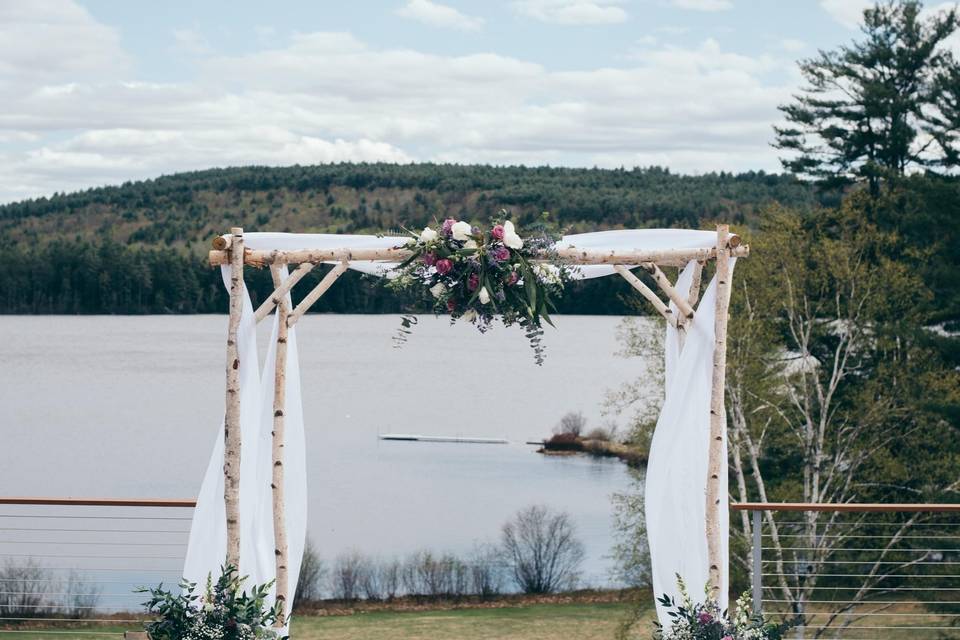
[{"x1": 0, "y1": 0, "x2": 884, "y2": 203}]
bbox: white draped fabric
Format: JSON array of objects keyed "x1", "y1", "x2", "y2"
[
  {"x1": 646, "y1": 258, "x2": 736, "y2": 622},
  {"x1": 184, "y1": 229, "x2": 731, "y2": 632}
]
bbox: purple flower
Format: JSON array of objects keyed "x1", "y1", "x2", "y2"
[
  {"x1": 435, "y1": 258, "x2": 453, "y2": 275},
  {"x1": 422, "y1": 252, "x2": 437, "y2": 266},
  {"x1": 442, "y1": 218, "x2": 455, "y2": 236},
  {"x1": 492, "y1": 246, "x2": 510, "y2": 262},
  {"x1": 697, "y1": 613, "x2": 714, "y2": 625},
  {"x1": 491, "y1": 224, "x2": 505, "y2": 240},
  {"x1": 468, "y1": 273, "x2": 480, "y2": 291}
]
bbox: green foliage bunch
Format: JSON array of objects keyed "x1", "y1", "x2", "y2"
[
  {"x1": 139, "y1": 565, "x2": 286, "y2": 640},
  {"x1": 652, "y1": 576, "x2": 794, "y2": 640}
]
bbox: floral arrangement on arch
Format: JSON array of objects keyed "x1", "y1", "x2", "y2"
[
  {"x1": 653, "y1": 575, "x2": 795, "y2": 640},
  {"x1": 388, "y1": 212, "x2": 572, "y2": 365}
]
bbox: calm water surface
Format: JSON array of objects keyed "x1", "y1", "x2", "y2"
[{"x1": 0, "y1": 314, "x2": 652, "y2": 603}]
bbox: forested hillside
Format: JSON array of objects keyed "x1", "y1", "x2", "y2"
[{"x1": 0, "y1": 163, "x2": 830, "y2": 315}]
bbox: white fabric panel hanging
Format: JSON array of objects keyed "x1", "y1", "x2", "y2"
[
  {"x1": 645, "y1": 258, "x2": 735, "y2": 625},
  {"x1": 184, "y1": 268, "x2": 264, "y2": 584}
]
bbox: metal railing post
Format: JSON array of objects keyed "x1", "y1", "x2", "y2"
[{"x1": 752, "y1": 508, "x2": 762, "y2": 613}]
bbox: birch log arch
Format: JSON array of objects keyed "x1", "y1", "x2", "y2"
[{"x1": 186, "y1": 225, "x2": 748, "y2": 631}]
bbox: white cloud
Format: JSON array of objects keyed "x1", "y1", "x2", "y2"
[
  {"x1": 820, "y1": 0, "x2": 870, "y2": 29},
  {"x1": 0, "y1": 0, "x2": 130, "y2": 82},
  {"x1": 512, "y1": 0, "x2": 628, "y2": 25},
  {"x1": 396, "y1": 0, "x2": 484, "y2": 31},
  {"x1": 171, "y1": 28, "x2": 213, "y2": 55},
  {"x1": 1, "y1": 19, "x2": 798, "y2": 202},
  {"x1": 668, "y1": 0, "x2": 733, "y2": 11},
  {"x1": 781, "y1": 38, "x2": 806, "y2": 52}
]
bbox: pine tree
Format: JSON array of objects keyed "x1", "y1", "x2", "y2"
[{"x1": 774, "y1": 0, "x2": 960, "y2": 194}]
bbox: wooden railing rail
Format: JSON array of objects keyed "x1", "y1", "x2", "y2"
[
  {"x1": 0, "y1": 497, "x2": 196, "y2": 507},
  {"x1": 731, "y1": 502, "x2": 960, "y2": 512}
]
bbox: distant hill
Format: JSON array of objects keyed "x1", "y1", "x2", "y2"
[{"x1": 0, "y1": 163, "x2": 830, "y2": 315}]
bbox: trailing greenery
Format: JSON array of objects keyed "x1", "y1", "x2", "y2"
[{"x1": 0, "y1": 163, "x2": 828, "y2": 316}]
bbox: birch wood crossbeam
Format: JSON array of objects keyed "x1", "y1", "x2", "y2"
[
  {"x1": 286, "y1": 261, "x2": 348, "y2": 327},
  {"x1": 642, "y1": 263, "x2": 696, "y2": 319},
  {"x1": 254, "y1": 262, "x2": 315, "y2": 324},
  {"x1": 613, "y1": 265, "x2": 677, "y2": 328},
  {"x1": 208, "y1": 241, "x2": 748, "y2": 268}
]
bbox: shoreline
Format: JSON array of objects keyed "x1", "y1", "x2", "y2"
[{"x1": 538, "y1": 437, "x2": 647, "y2": 467}]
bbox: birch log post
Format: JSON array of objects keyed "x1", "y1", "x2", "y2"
[
  {"x1": 706, "y1": 224, "x2": 732, "y2": 600},
  {"x1": 269, "y1": 266, "x2": 290, "y2": 626},
  {"x1": 224, "y1": 227, "x2": 244, "y2": 568}
]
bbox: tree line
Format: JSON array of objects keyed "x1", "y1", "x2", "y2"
[
  {"x1": 295, "y1": 505, "x2": 585, "y2": 607},
  {"x1": 0, "y1": 164, "x2": 833, "y2": 316}
]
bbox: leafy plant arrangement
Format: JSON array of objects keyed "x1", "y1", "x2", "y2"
[
  {"x1": 388, "y1": 211, "x2": 572, "y2": 365},
  {"x1": 138, "y1": 565, "x2": 286, "y2": 640},
  {"x1": 653, "y1": 575, "x2": 795, "y2": 640}
]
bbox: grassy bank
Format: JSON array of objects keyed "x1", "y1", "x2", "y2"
[{"x1": 539, "y1": 435, "x2": 647, "y2": 466}]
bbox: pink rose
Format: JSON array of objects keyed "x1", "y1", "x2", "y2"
[
  {"x1": 697, "y1": 613, "x2": 713, "y2": 625},
  {"x1": 491, "y1": 224, "x2": 505, "y2": 240},
  {"x1": 442, "y1": 218, "x2": 456, "y2": 236},
  {"x1": 493, "y1": 246, "x2": 510, "y2": 262},
  {"x1": 446, "y1": 299, "x2": 457, "y2": 312},
  {"x1": 435, "y1": 258, "x2": 453, "y2": 275},
  {"x1": 468, "y1": 273, "x2": 480, "y2": 291},
  {"x1": 422, "y1": 252, "x2": 436, "y2": 266}
]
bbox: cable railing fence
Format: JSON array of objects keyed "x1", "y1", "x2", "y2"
[
  {"x1": 733, "y1": 503, "x2": 960, "y2": 640},
  {"x1": 0, "y1": 497, "x2": 195, "y2": 638}
]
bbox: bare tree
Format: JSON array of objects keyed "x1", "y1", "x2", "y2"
[
  {"x1": 468, "y1": 543, "x2": 505, "y2": 599},
  {"x1": 329, "y1": 551, "x2": 367, "y2": 602},
  {"x1": 294, "y1": 537, "x2": 326, "y2": 607},
  {"x1": 501, "y1": 505, "x2": 584, "y2": 594},
  {"x1": 554, "y1": 411, "x2": 586, "y2": 437},
  {"x1": 359, "y1": 557, "x2": 384, "y2": 601},
  {"x1": 0, "y1": 560, "x2": 53, "y2": 619},
  {"x1": 379, "y1": 559, "x2": 402, "y2": 601}
]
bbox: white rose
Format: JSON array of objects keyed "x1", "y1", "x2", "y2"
[
  {"x1": 451, "y1": 221, "x2": 473, "y2": 242},
  {"x1": 420, "y1": 227, "x2": 438, "y2": 242},
  {"x1": 464, "y1": 239, "x2": 478, "y2": 249},
  {"x1": 429, "y1": 282, "x2": 447, "y2": 298},
  {"x1": 462, "y1": 309, "x2": 478, "y2": 322},
  {"x1": 503, "y1": 220, "x2": 523, "y2": 249},
  {"x1": 504, "y1": 232, "x2": 523, "y2": 250},
  {"x1": 479, "y1": 287, "x2": 490, "y2": 304}
]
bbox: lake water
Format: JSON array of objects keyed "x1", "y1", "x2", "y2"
[{"x1": 0, "y1": 314, "x2": 654, "y2": 606}]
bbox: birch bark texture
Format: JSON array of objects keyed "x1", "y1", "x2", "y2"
[
  {"x1": 269, "y1": 266, "x2": 290, "y2": 626},
  {"x1": 706, "y1": 224, "x2": 732, "y2": 600},
  {"x1": 224, "y1": 226, "x2": 244, "y2": 567}
]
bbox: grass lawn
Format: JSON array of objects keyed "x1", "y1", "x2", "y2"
[
  {"x1": 292, "y1": 602, "x2": 643, "y2": 640},
  {"x1": 0, "y1": 602, "x2": 651, "y2": 639}
]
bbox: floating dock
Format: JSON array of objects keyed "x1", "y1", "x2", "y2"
[{"x1": 379, "y1": 434, "x2": 508, "y2": 444}]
